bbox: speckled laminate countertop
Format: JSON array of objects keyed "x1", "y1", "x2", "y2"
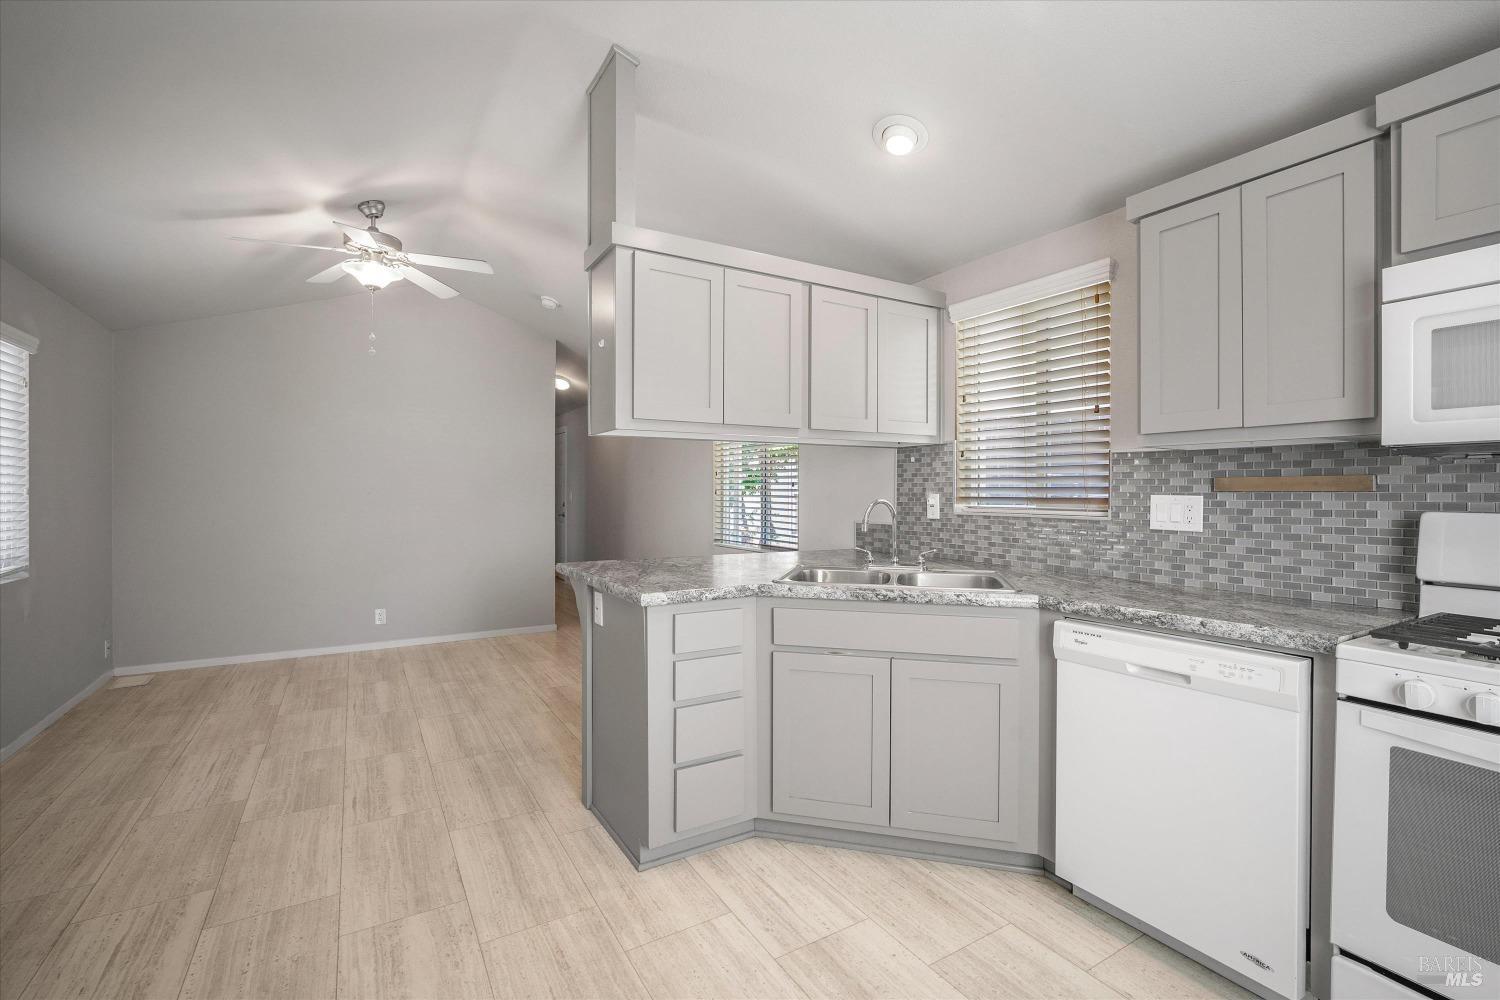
[{"x1": 556, "y1": 548, "x2": 1410, "y2": 654}]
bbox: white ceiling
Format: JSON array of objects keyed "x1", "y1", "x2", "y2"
[{"x1": 2, "y1": 1, "x2": 1497, "y2": 349}]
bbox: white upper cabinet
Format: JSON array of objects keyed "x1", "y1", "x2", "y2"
[
  {"x1": 1399, "y1": 89, "x2": 1500, "y2": 253},
  {"x1": 723, "y1": 270, "x2": 805, "y2": 428},
  {"x1": 632, "y1": 251, "x2": 724, "y2": 424},
  {"x1": 809, "y1": 286, "x2": 879, "y2": 433},
  {"x1": 875, "y1": 299, "x2": 940, "y2": 437},
  {"x1": 1241, "y1": 142, "x2": 1376, "y2": 427},
  {"x1": 1139, "y1": 189, "x2": 1243, "y2": 434}
]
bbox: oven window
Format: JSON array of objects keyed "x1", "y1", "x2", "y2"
[
  {"x1": 1386, "y1": 746, "x2": 1500, "y2": 962},
  {"x1": 1430, "y1": 320, "x2": 1500, "y2": 411}
]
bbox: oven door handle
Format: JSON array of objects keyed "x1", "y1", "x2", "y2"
[{"x1": 1360, "y1": 708, "x2": 1500, "y2": 766}]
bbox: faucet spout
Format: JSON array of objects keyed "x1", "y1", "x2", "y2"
[{"x1": 860, "y1": 498, "x2": 899, "y2": 566}]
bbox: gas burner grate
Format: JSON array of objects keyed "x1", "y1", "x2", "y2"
[{"x1": 1371, "y1": 613, "x2": 1500, "y2": 660}]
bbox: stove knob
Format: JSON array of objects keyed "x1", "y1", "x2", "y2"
[
  {"x1": 1399, "y1": 680, "x2": 1437, "y2": 710},
  {"x1": 1469, "y1": 692, "x2": 1500, "y2": 726}
]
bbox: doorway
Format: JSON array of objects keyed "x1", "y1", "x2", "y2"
[{"x1": 555, "y1": 425, "x2": 568, "y2": 563}]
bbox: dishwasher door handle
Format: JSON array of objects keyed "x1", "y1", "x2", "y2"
[{"x1": 1125, "y1": 661, "x2": 1192, "y2": 685}]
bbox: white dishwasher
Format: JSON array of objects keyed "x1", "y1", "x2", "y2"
[{"x1": 1053, "y1": 620, "x2": 1311, "y2": 1000}]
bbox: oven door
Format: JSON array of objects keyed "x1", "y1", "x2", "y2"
[
  {"x1": 1332, "y1": 700, "x2": 1500, "y2": 999},
  {"x1": 1381, "y1": 283, "x2": 1500, "y2": 446}
]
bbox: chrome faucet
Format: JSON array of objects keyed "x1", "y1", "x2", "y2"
[{"x1": 860, "y1": 498, "x2": 899, "y2": 566}]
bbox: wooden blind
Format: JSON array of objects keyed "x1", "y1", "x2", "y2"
[
  {"x1": 0, "y1": 334, "x2": 33, "y2": 578},
  {"x1": 713, "y1": 442, "x2": 798, "y2": 550},
  {"x1": 956, "y1": 279, "x2": 1111, "y2": 513}
]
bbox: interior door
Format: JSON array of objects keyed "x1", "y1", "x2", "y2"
[
  {"x1": 1241, "y1": 142, "x2": 1376, "y2": 427},
  {"x1": 808, "y1": 286, "x2": 878, "y2": 433},
  {"x1": 632, "y1": 251, "x2": 724, "y2": 424},
  {"x1": 890, "y1": 659, "x2": 1020, "y2": 841},
  {"x1": 554, "y1": 426, "x2": 567, "y2": 562},
  {"x1": 771, "y1": 651, "x2": 889, "y2": 825},
  {"x1": 875, "y1": 300, "x2": 940, "y2": 437},
  {"x1": 1139, "y1": 189, "x2": 1243, "y2": 434}
]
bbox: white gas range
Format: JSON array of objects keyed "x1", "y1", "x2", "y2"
[{"x1": 1331, "y1": 512, "x2": 1499, "y2": 1000}]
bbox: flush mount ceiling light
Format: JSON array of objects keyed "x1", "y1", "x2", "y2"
[
  {"x1": 539, "y1": 295, "x2": 561, "y2": 310},
  {"x1": 873, "y1": 115, "x2": 928, "y2": 156},
  {"x1": 555, "y1": 376, "x2": 571, "y2": 391}
]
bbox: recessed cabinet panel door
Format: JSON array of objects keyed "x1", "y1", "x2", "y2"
[
  {"x1": 771, "y1": 652, "x2": 890, "y2": 826},
  {"x1": 1139, "y1": 190, "x2": 1243, "y2": 434},
  {"x1": 1242, "y1": 143, "x2": 1376, "y2": 427},
  {"x1": 890, "y1": 659, "x2": 1021, "y2": 842},
  {"x1": 1400, "y1": 90, "x2": 1500, "y2": 253},
  {"x1": 876, "y1": 299, "x2": 940, "y2": 437},
  {"x1": 724, "y1": 270, "x2": 805, "y2": 428},
  {"x1": 633, "y1": 251, "x2": 724, "y2": 423},
  {"x1": 809, "y1": 287, "x2": 878, "y2": 432}
]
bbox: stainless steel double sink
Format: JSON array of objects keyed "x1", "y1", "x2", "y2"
[{"x1": 776, "y1": 565, "x2": 1013, "y2": 591}]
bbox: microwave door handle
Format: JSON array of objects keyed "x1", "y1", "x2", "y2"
[{"x1": 1360, "y1": 708, "x2": 1500, "y2": 766}]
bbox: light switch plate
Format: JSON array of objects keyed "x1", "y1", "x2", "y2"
[
  {"x1": 592, "y1": 591, "x2": 604, "y2": 626},
  {"x1": 1150, "y1": 494, "x2": 1204, "y2": 532},
  {"x1": 926, "y1": 493, "x2": 941, "y2": 519}
]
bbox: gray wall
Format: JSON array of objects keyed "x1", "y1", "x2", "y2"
[
  {"x1": 584, "y1": 436, "x2": 895, "y2": 562},
  {"x1": 921, "y1": 208, "x2": 1141, "y2": 452},
  {"x1": 0, "y1": 259, "x2": 114, "y2": 751},
  {"x1": 112, "y1": 286, "x2": 554, "y2": 668}
]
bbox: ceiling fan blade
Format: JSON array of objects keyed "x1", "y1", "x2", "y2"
[
  {"x1": 331, "y1": 220, "x2": 384, "y2": 249},
  {"x1": 230, "y1": 236, "x2": 351, "y2": 253},
  {"x1": 401, "y1": 251, "x2": 494, "y2": 274},
  {"x1": 305, "y1": 262, "x2": 349, "y2": 284},
  {"x1": 401, "y1": 266, "x2": 459, "y2": 299}
]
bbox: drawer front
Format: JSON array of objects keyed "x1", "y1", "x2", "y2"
[
  {"x1": 674, "y1": 697, "x2": 744, "y2": 763},
  {"x1": 772, "y1": 607, "x2": 1019, "y2": 660},
  {"x1": 674, "y1": 652, "x2": 743, "y2": 702},
  {"x1": 673, "y1": 607, "x2": 744, "y2": 654},
  {"x1": 675, "y1": 755, "x2": 746, "y2": 833}
]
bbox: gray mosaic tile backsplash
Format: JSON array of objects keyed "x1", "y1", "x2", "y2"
[{"x1": 853, "y1": 442, "x2": 1500, "y2": 611}]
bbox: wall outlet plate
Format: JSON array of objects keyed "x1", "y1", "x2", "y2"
[
  {"x1": 1150, "y1": 494, "x2": 1204, "y2": 532},
  {"x1": 374, "y1": 608, "x2": 387, "y2": 625},
  {"x1": 593, "y1": 591, "x2": 604, "y2": 627},
  {"x1": 926, "y1": 493, "x2": 941, "y2": 519}
]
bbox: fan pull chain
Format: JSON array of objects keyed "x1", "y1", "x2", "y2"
[{"x1": 368, "y1": 290, "x2": 377, "y2": 355}]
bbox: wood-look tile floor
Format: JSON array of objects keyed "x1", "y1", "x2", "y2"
[{"x1": 0, "y1": 577, "x2": 1254, "y2": 1000}]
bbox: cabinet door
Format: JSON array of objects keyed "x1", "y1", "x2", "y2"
[
  {"x1": 1139, "y1": 189, "x2": 1243, "y2": 434},
  {"x1": 633, "y1": 251, "x2": 724, "y2": 423},
  {"x1": 1400, "y1": 89, "x2": 1500, "y2": 253},
  {"x1": 890, "y1": 659, "x2": 1021, "y2": 842},
  {"x1": 723, "y1": 270, "x2": 805, "y2": 428},
  {"x1": 771, "y1": 651, "x2": 889, "y2": 825},
  {"x1": 1241, "y1": 143, "x2": 1376, "y2": 428},
  {"x1": 809, "y1": 287, "x2": 878, "y2": 432},
  {"x1": 876, "y1": 299, "x2": 940, "y2": 437}
]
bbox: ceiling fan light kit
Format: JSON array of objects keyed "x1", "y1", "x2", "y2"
[{"x1": 341, "y1": 256, "x2": 401, "y2": 289}]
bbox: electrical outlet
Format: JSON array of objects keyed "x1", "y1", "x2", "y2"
[
  {"x1": 103, "y1": 639, "x2": 111, "y2": 660},
  {"x1": 1149, "y1": 494, "x2": 1204, "y2": 532},
  {"x1": 374, "y1": 608, "x2": 387, "y2": 625},
  {"x1": 926, "y1": 493, "x2": 941, "y2": 520},
  {"x1": 593, "y1": 591, "x2": 604, "y2": 627}
]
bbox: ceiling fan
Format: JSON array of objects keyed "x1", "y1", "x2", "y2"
[{"x1": 231, "y1": 200, "x2": 493, "y2": 299}]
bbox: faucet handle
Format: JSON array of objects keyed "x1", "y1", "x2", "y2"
[{"x1": 918, "y1": 549, "x2": 938, "y2": 570}]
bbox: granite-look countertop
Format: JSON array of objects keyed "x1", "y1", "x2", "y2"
[{"x1": 556, "y1": 548, "x2": 1410, "y2": 654}]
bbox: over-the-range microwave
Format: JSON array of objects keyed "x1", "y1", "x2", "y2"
[{"x1": 1382, "y1": 244, "x2": 1500, "y2": 447}]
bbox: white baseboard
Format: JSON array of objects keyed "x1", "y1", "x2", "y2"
[
  {"x1": 0, "y1": 668, "x2": 114, "y2": 762},
  {"x1": 113, "y1": 623, "x2": 559, "y2": 677}
]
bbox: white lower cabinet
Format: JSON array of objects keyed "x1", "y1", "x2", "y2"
[
  {"x1": 770, "y1": 651, "x2": 891, "y2": 825},
  {"x1": 890, "y1": 659, "x2": 1022, "y2": 841}
]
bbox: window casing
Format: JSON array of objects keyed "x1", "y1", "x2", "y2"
[
  {"x1": 954, "y1": 262, "x2": 1112, "y2": 516},
  {"x1": 0, "y1": 323, "x2": 38, "y2": 582},
  {"x1": 713, "y1": 442, "x2": 798, "y2": 550}
]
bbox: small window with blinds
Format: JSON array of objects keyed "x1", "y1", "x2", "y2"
[
  {"x1": 954, "y1": 260, "x2": 1112, "y2": 515},
  {"x1": 713, "y1": 442, "x2": 798, "y2": 550},
  {"x1": 1, "y1": 323, "x2": 38, "y2": 581}
]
